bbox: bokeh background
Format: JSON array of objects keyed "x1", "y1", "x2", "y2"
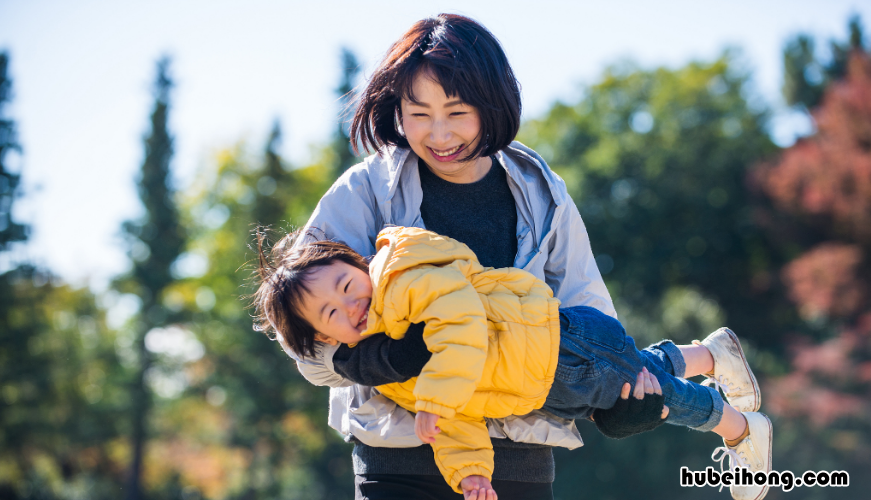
[{"x1": 2, "y1": 1, "x2": 870, "y2": 499}]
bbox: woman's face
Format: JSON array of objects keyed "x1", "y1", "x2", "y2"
[{"x1": 400, "y1": 71, "x2": 492, "y2": 183}]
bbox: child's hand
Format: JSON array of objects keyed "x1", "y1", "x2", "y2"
[
  {"x1": 414, "y1": 410, "x2": 441, "y2": 443},
  {"x1": 460, "y1": 475, "x2": 497, "y2": 500}
]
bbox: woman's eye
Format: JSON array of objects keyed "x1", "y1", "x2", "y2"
[
  {"x1": 451, "y1": 112, "x2": 467, "y2": 116},
  {"x1": 344, "y1": 281, "x2": 350, "y2": 293}
]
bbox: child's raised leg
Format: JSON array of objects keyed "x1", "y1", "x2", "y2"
[
  {"x1": 551, "y1": 306, "x2": 772, "y2": 500},
  {"x1": 712, "y1": 411, "x2": 773, "y2": 500},
  {"x1": 677, "y1": 342, "x2": 714, "y2": 377},
  {"x1": 678, "y1": 328, "x2": 761, "y2": 412},
  {"x1": 712, "y1": 402, "x2": 748, "y2": 441},
  {"x1": 644, "y1": 336, "x2": 773, "y2": 500},
  {"x1": 642, "y1": 328, "x2": 760, "y2": 412},
  {"x1": 547, "y1": 306, "x2": 726, "y2": 431},
  {"x1": 643, "y1": 335, "x2": 772, "y2": 500}
]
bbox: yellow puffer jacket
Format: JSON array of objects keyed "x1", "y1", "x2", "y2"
[{"x1": 360, "y1": 226, "x2": 561, "y2": 493}]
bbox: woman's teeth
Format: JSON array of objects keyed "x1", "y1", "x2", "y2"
[{"x1": 432, "y1": 145, "x2": 462, "y2": 157}]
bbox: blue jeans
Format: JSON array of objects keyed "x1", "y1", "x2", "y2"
[{"x1": 542, "y1": 306, "x2": 724, "y2": 432}]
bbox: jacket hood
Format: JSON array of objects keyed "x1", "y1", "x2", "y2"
[
  {"x1": 369, "y1": 226, "x2": 480, "y2": 297},
  {"x1": 365, "y1": 227, "x2": 485, "y2": 331}
]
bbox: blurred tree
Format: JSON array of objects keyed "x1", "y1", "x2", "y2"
[
  {"x1": 0, "y1": 52, "x2": 27, "y2": 250},
  {"x1": 753, "y1": 40, "x2": 871, "y2": 481},
  {"x1": 783, "y1": 15, "x2": 866, "y2": 109},
  {"x1": 116, "y1": 57, "x2": 186, "y2": 500},
  {"x1": 0, "y1": 52, "x2": 128, "y2": 500},
  {"x1": 251, "y1": 120, "x2": 287, "y2": 227},
  {"x1": 131, "y1": 52, "x2": 366, "y2": 497},
  {"x1": 145, "y1": 121, "x2": 349, "y2": 498},
  {"x1": 522, "y1": 54, "x2": 782, "y2": 351},
  {"x1": 1, "y1": 268, "x2": 129, "y2": 500},
  {"x1": 520, "y1": 53, "x2": 798, "y2": 499},
  {"x1": 522, "y1": 22, "x2": 871, "y2": 498},
  {"x1": 331, "y1": 47, "x2": 361, "y2": 177}
]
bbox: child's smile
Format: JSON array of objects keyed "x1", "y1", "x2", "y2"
[{"x1": 298, "y1": 261, "x2": 373, "y2": 345}]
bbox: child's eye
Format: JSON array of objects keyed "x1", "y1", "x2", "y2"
[
  {"x1": 344, "y1": 280, "x2": 350, "y2": 293},
  {"x1": 451, "y1": 112, "x2": 467, "y2": 116},
  {"x1": 328, "y1": 309, "x2": 336, "y2": 319}
]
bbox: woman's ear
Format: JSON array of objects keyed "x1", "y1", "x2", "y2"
[
  {"x1": 395, "y1": 109, "x2": 405, "y2": 137},
  {"x1": 314, "y1": 333, "x2": 339, "y2": 346}
]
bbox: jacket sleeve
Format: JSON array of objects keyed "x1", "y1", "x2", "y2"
[
  {"x1": 332, "y1": 322, "x2": 431, "y2": 385},
  {"x1": 431, "y1": 414, "x2": 494, "y2": 494},
  {"x1": 388, "y1": 267, "x2": 489, "y2": 419},
  {"x1": 300, "y1": 166, "x2": 382, "y2": 256},
  {"x1": 544, "y1": 198, "x2": 618, "y2": 318},
  {"x1": 278, "y1": 340, "x2": 355, "y2": 389}
]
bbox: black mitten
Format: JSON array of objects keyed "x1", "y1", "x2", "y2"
[
  {"x1": 387, "y1": 322, "x2": 431, "y2": 378},
  {"x1": 333, "y1": 322, "x2": 430, "y2": 386},
  {"x1": 593, "y1": 393, "x2": 666, "y2": 439}
]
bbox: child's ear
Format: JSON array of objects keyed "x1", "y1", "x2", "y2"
[{"x1": 314, "y1": 333, "x2": 339, "y2": 346}]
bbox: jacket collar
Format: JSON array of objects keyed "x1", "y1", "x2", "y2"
[{"x1": 370, "y1": 142, "x2": 567, "y2": 207}]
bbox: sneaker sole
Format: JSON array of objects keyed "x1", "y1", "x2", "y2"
[{"x1": 719, "y1": 328, "x2": 761, "y2": 413}]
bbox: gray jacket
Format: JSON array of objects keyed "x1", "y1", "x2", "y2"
[{"x1": 282, "y1": 141, "x2": 616, "y2": 450}]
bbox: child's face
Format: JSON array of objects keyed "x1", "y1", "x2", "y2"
[
  {"x1": 400, "y1": 71, "x2": 490, "y2": 183},
  {"x1": 298, "y1": 261, "x2": 373, "y2": 346}
]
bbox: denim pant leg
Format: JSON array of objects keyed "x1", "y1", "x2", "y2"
[
  {"x1": 542, "y1": 305, "x2": 723, "y2": 432},
  {"x1": 640, "y1": 339, "x2": 686, "y2": 378}
]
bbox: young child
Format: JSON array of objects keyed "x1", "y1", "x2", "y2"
[{"x1": 253, "y1": 226, "x2": 773, "y2": 500}]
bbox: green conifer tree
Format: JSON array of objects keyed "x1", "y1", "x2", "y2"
[
  {"x1": 783, "y1": 15, "x2": 866, "y2": 109},
  {"x1": 251, "y1": 120, "x2": 288, "y2": 227},
  {"x1": 0, "y1": 52, "x2": 27, "y2": 250},
  {"x1": 120, "y1": 57, "x2": 185, "y2": 500},
  {"x1": 0, "y1": 51, "x2": 127, "y2": 500},
  {"x1": 332, "y1": 47, "x2": 361, "y2": 177}
]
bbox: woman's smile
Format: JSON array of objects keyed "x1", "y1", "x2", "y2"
[{"x1": 428, "y1": 144, "x2": 466, "y2": 162}]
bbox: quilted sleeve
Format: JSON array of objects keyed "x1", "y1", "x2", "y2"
[
  {"x1": 387, "y1": 266, "x2": 489, "y2": 418},
  {"x1": 430, "y1": 414, "x2": 494, "y2": 494}
]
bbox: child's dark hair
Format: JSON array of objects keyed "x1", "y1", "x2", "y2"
[
  {"x1": 350, "y1": 13, "x2": 521, "y2": 162},
  {"x1": 252, "y1": 229, "x2": 370, "y2": 358}
]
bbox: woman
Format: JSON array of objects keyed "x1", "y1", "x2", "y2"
[{"x1": 284, "y1": 14, "x2": 654, "y2": 500}]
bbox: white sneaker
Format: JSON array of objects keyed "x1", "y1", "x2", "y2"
[
  {"x1": 697, "y1": 327, "x2": 761, "y2": 412},
  {"x1": 712, "y1": 412, "x2": 773, "y2": 500}
]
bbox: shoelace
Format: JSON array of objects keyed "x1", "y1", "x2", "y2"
[
  {"x1": 702, "y1": 374, "x2": 736, "y2": 395},
  {"x1": 711, "y1": 446, "x2": 750, "y2": 492},
  {"x1": 693, "y1": 338, "x2": 741, "y2": 397}
]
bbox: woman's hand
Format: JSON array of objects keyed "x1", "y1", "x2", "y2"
[
  {"x1": 460, "y1": 475, "x2": 497, "y2": 500},
  {"x1": 414, "y1": 410, "x2": 441, "y2": 443},
  {"x1": 591, "y1": 367, "x2": 669, "y2": 439},
  {"x1": 624, "y1": 367, "x2": 669, "y2": 419},
  {"x1": 591, "y1": 368, "x2": 669, "y2": 422}
]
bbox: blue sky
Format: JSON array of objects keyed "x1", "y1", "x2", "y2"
[{"x1": 1, "y1": 0, "x2": 869, "y2": 290}]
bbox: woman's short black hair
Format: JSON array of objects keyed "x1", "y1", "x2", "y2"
[{"x1": 350, "y1": 13, "x2": 522, "y2": 162}]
